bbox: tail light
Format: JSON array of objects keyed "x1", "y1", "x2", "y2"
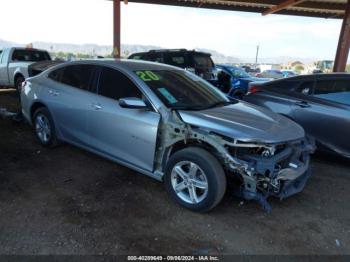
[
  {"x1": 248, "y1": 85, "x2": 261, "y2": 94},
  {"x1": 20, "y1": 81, "x2": 27, "y2": 92}
]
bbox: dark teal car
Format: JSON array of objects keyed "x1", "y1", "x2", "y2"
[{"x1": 216, "y1": 64, "x2": 270, "y2": 98}]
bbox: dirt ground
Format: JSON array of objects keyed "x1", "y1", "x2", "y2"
[{"x1": 0, "y1": 89, "x2": 349, "y2": 255}]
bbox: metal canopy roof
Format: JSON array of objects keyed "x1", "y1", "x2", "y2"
[{"x1": 122, "y1": 0, "x2": 347, "y2": 19}]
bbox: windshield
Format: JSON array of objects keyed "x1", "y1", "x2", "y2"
[
  {"x1": 12, "y1": 49, "x2": 51, "y2": 62},
  {"x1": 229, "y1": 67, "x2": 250, "y2": 78},
  {"x1": 134, "y1": 70, "x2": 231, "y2": 110}
]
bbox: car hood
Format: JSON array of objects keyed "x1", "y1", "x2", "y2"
[{"x1": 178, "y1": 101, "x2": 305, "y2": 144}]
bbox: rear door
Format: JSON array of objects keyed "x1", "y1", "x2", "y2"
[
  {"x1": 294, "y1": 77, "x2": 350, "y2": 155},
  {"x1": 290, "y1": 79, "x2": 328, "y2": 139},
  {"x1": 45, "y1": 64, "x2": 97, "y2": 146},
  {"x1": 87, "y1": 66, "x2": 160, "y2": 172}
]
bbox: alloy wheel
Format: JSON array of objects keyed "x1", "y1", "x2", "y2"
[{"x1": 170, "y1": 161, "x2": 209, "y2": 204}]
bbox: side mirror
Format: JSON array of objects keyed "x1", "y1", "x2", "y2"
[{"x1": 119, "y1": 97, "x2": 148, "y2": 109}]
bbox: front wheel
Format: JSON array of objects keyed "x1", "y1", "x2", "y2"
[{"x1": 164, "y1": 147, "x2": 227, "y2": 212}]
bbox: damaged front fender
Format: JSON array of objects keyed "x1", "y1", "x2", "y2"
[{"x1": 153, "y1": 108, "x2": 315, "y2": 211}]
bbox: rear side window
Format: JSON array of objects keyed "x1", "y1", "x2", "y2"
[
  {"x1": 12, "y1": 49, "x2": 51, "y2": 62},
  {"x1": 165, "y1": 53, "x2": 187, "y2": 67},
  {"x1": 98, "y1": 67, "x2": 142, "y2": 100},
  {"x1": 333, "y1": 79, "x2": 350, "y2": 93},
  {"x1": 48, "y1": 67, "x2": 65, "y2": 82},
  {"x1": 149, "y1": 53, "x2": 164, "y2": 63},
  {"x1": 314, "y1": 80, "x2": 335, "y2": 95},
  {"x1": 49, "y1": 65, "x2": 95, "y2": 91},
  {"x1": 129, "y1": 53, "x2": 147, "y2": 60},
  {"x1": 295, "y1": 81, "x2": 314, "y2": 95},
  {"x1": 313, "y1": 78, "x2": 350, "y2": 105},
  {"x1": 193, "y1": 54, "x2": 214, "y2": 68},
  {"x1": 267, "y1": 80, "x2": 300, "y2": 91}
]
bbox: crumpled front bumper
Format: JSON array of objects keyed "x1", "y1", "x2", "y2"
[
  {"x1": 234, "y1": 138, "x2": 315, "y2": 212},
  {"x1": 274, "y1": 163, "x2": 311, "y2": 200}
]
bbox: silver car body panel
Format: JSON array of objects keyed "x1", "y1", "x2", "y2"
[{"x1": 21, "y1": 60, "x2": 314, "y2": 210}]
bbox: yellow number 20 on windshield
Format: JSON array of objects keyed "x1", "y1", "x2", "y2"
[{"x1": 136, "y1": 71, "x2": 160, "y2": 81}]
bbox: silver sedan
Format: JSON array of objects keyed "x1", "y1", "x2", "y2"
[{"x1": 20, "y1": 60, "x2": 314, "y2": 212}]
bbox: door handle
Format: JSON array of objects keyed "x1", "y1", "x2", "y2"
[
  {"x1": 91, "y1": 103, "x2": 102, "y2": 110},
  {"x1": 49, "y1": 90, "x2": 59, "y2": 96},
  {"x1": 294, "y1": 101, "x2": 310, "y2": 108}
]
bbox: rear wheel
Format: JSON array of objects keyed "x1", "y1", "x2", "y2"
[
  {"x1": 33, "y1": 107, "x2": 58, "y2": 147},
  {"x1": 164, "y1": 147, "x2": 226, "y2": 212}
]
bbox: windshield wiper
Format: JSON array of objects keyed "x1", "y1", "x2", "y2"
[
  {"x1": 172, "y1": 106, "x2": 207, "y2": 111},
  {"x1": 204, "y1": 101, "x2": 236, "y2": 109},
  {"x1": 171, "y1": 101, "x2": 236, "y2": 111}
]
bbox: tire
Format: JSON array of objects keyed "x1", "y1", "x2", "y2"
[
  {"x1": 164, "y1": 147, "x2": 227, "y2": 212},
  {"x1": 33, "y1": 107, "x2": 58, "y2": 148},
  {"x1": 15, "y1": 75, "x2": 25, "y2": 93}
]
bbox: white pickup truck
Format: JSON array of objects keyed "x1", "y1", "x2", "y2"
[{"x1": 0, "y1": 47, "x2": 52, "y2": 90}]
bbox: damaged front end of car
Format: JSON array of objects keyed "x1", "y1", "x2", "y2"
[
  {"x1": 154, "y1": 109, "x2": 315, "y2": 212},
  {"x1": 224, "y1": 138, "x2": 315, "y2": 212}
]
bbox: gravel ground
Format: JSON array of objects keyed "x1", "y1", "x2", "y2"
[{"x1": 0, "y1": 89, "x2": 349, "y2": 255}]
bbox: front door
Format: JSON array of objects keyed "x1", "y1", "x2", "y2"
[{"x1": 88, "y1": 66, "x2": 160, "y2": 172}]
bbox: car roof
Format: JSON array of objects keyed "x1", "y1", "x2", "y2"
[
  {"x1": 260, "y1": 73, "x2": 350, "y2": 86},
  {"x1": 56, "y1": 59, "x2": 182, "y2": 71},
  {"x1": 130, "y1": 49, "x2": 212, "y2": 56},
  {"x1": 312, "y1": 73, "x2": 350, "y2": 79}
]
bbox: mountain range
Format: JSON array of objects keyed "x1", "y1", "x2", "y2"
[{"x1": 0, "y1": 38, "x2": 320, "y2": 65}]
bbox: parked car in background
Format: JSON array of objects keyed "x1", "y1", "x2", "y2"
[
  {"x1": 244, "y1": 73, "x2": 350, "y2": 158},
  {"x1": 0, "y1": 47, "x2": 52, "y2": 90},
  {"x1": 241, "y1": 65, "x2": 260, "y2": 75},
  {"x1": 281, "y1": 70, "x2": 298, "y2": 78},
  {"x1": 256, "y1": 69, "x2": 284, "y2": 79},
  {"x1": 216, "y1": 64, "x2": 270, "y2": 98},
  {"x1": 128, "y1": 49, "x2": 218, "y2": 86},
  {"x1": 312, "y1": 69, "x2": 323, "y2": 74},
  {"x1": 20, "y1": 60, "x2": 314, "y2": 212}
]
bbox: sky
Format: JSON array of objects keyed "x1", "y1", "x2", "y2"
[{"x1": 0, "y1": 0, "x2": 344, "y2": 60}]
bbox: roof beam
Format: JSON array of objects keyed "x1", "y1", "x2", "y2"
[
  {"x1": 334, "y1": 0, "x2": 350, "y2": 72},
  {"x1": 262, "y1": 0, "x2": 306, "y2": 16},
  {"x1": 119, "y1": 0, "x2": 345, "y2": 19}
]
